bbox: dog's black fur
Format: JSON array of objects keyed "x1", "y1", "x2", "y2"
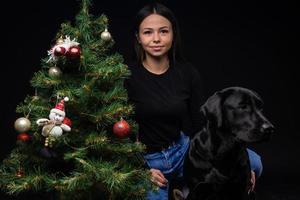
[{"x1": 182, "y1": 87, "x2": 274, "y2": 200}]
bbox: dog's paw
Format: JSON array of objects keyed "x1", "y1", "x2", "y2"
[{"x1": 173, "y1": 189, "x2": 185, "y2": 200}]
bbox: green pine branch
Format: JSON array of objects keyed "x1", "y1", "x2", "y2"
[{"x1": 1, "y1": 0, "x2": 150, "y2": 199}]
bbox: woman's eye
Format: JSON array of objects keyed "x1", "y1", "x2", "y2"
[
  {"x1": 160, "y1": 29, "x2": 169, "y2": 34},
  {"x1": 143, "y1": 31, "x2": 151, "y2": 35}
]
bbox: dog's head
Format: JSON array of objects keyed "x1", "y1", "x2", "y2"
[{"x1": 201, "y1": 87, "x2": 275, "y2": 143}]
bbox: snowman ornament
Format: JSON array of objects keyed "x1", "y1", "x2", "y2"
[{"x1": 37, "y1": 97, "x2": 71, "y2": 138}]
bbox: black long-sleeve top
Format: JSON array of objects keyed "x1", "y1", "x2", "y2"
[{"x1": 124, "y1": 62, "x2": 205, "y2": 150}]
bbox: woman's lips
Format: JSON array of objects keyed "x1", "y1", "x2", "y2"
[{"x1": 150, "y1": 46, "x2": 163, "y2": 51}]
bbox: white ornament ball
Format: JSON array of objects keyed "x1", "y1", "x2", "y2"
[
  {"x1": 14, "y1": 117, "x2": 31, "y2": 133},
  {"x1": 101, "y1": 28, "x2": 112, "y2": 41}
]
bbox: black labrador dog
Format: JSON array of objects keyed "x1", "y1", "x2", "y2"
[{"x1": 173, "y1": 87, "x2": 274, "y2": 200}]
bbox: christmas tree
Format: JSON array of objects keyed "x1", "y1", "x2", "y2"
[{"x1": 0, "y1": 0, "x2": 151, "y2": 199}]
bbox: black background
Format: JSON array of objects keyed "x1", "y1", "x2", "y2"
[{"x1": 1, "y1": 0, "x2": 299, "y2": 199}]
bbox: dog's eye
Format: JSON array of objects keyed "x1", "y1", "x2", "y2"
[{"x1": 238, "y1": 105, "x2": 249, "y2": 110}]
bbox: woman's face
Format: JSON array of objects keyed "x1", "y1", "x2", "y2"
[{"x1": 137, "y1": 14, "x2": 173, "y2": 60}]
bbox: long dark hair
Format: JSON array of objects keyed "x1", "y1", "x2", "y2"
[{"x1": 133, "y1": 2, "x2": 184, "y2": 65}]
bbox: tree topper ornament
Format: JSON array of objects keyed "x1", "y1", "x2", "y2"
[
  {"x1": 47, "y1": 36, "x2": 80, "y2": 63},
  {"x1": 36, "y1": 97, "x2": 71, "y2": 137}
]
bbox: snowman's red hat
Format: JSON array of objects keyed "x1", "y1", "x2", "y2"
[{"x1": 50, "y1": 97, "x2": 69, "y2": 117}]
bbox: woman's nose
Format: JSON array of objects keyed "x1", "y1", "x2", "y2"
[{"x1": 153, "y1": 32, "x2": 160, "y2": 43}]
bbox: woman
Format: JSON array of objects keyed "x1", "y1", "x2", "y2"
[{"x1": 124, "y1": 3, "x2": 262, "y2": 199}]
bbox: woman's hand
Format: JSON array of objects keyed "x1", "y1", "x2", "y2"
[
  {"x1": 150, "y1": 168, "x2": 168, "y2": 187},
  {"x1": 249, "y1": 170, "x2": 256, "y2": 193}
]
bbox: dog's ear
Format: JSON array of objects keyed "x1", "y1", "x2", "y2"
[{"x1": 201, "y1": 91, "x2": 222, "y2": 128}]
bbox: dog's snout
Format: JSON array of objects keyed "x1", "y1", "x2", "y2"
[{"x1": 261, "y1": 123, "x2": 275, "y2": 134}]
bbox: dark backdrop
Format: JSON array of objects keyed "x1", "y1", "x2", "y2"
[{"x1": 1, "y1": 0, "x2": 299, "y2": 199}]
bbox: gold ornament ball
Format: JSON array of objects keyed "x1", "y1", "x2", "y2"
[
  {"x1": 56, "y1": 37, "x2": 64, "y2": 44},
  {"x1": 14, "y1": 117, "x2": 31, "y2": 133},
  {"x1": 44, "y1": 137, "x2": 49, "y2": 146},
  {"x1": 32, "y1": 95, "x2": 40, "y2": 101},
  {"x1": 48, "y1": 66, "x2": 62, "y2": 78},
  {"x1": 101, "y1": 28, "x2": 112, "y2": 41}
]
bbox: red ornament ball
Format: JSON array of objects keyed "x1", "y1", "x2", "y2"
[
  {"x1": 17, "y1": 133, "x2": 30, "y2": 141},
  {"x1": 66, "y1": 46, "x2": 81, "y2": 59},
  {"x1": 113, "y1": 119, "x2": 130, "y2": 138},
  {"x1": 16, "y1": 169, "x2": 24, "y2": 177},
  {"x1": 54, "y1": 46, "x2": 66, "y2": 56}
]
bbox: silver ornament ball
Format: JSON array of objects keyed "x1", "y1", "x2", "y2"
[
  {"x1": 14, "y1": 117, "x2": 31, "y2": 133},
  {"x1": 48, "y1": 66, "x2": 62, "y2": 78},
  {"x1": 101, "y1": 28, "x2": 112, "y2": 41}
]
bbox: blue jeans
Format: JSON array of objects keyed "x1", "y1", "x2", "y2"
[
  {"x1": 247, "y1": 148, "x2": 263, "y2": 178},
  {"x1": 144, "y1": 133, "x2": 263, "y2": 200},
  {"x1": 144, "y1": 132, "x2": 189, "y2": 200}
]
